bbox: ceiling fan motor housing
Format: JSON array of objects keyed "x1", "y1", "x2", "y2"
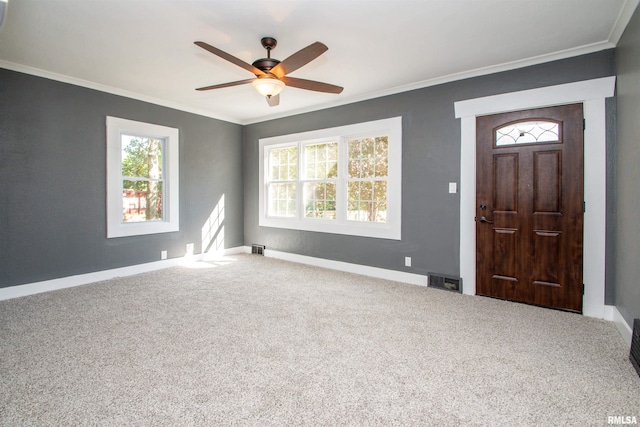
[
  {"x1": 252, "y1": 57, "x2": 281, "y2": 73},
  {"x1": 253, "y1": 37, "x2": 280, "y2": 73}
]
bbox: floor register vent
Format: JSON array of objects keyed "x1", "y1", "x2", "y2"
[
  {"x1": 251, "y1": 244, "x2": 265, "y2": 255},
  {"x1": 631, "y1": 318, "x2": 640, "y2": 378},
  {"x1": 428, "y1": 273, "x2": 462, "y2": 293}
]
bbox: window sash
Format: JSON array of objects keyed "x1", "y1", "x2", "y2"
[{"x1": 266, "y1": 145, "x2": 298, "y2": 219}]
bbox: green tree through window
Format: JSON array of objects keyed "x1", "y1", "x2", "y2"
[
  {"x1": 347, "y1": 136, "x2": 388, "y2": 222},
  {"x1": 121, "y1": 135, "x2": 164, "y2": 222}
]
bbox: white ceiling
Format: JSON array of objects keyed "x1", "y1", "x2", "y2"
[{"x1": 0, "y1": 0, "x2": 637, "y2": 125}]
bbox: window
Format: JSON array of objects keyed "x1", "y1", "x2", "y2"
[
  {"x1": 106, "y1": 116, "x2": 179, "y2": 238},
  {"x1": 267, "y1": 145, "x2": 298, "y2": 218},
  {"x1": 259, "y1": 117, "x2": 402, "y2": 240},
  {"x1": 303, "y1": 141, "x2": 338, "y2": 219},
  {"x1": 347, "y1": 136, "x2": 388, "y2": 222},
  {"x1": 495, "y1": 120, "x2": 561, "y2": 146}
]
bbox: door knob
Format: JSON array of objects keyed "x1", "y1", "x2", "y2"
[{"x1": 478, "y1": 216, "x2": 494, "y2": 224}]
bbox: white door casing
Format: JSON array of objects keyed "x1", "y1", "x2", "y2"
[{"x1": 454, "y1": 76, "x2": 616, "y2": 318}]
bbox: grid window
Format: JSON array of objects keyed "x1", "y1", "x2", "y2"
[
  {"x1": 267, "y1": 146, "x2": 298, "y2": 218},
  {"x1": 259, "y1": 117, "x2": 401, "y2": 240},
  {"x1": 303, "y1": 142, "x2": 338, "y2": 219},
  {"x1": 106, "y1": 116, "x2": 179, "y2": 238},
  {"x1": 347, "y1": 136, "x2": 388, "y2": 222}
]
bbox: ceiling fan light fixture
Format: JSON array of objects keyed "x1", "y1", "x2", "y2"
[{"x1": 252, "y1": 76, "x2": 285, "y2": 98}]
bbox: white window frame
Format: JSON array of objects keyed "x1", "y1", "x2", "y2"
[
  {"x1": 259, "y1": 117, "x2": 402, "y2": 240},
  {"x1": 106, "y1": 116, "x2": 179, "y2": 238}
]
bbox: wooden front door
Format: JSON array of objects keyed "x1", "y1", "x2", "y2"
[{"x1": 475, "y1": 104, "x2": 584, "y2": 312}]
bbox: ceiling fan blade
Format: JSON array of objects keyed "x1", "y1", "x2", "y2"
[
  {"x1": 194, "y1": 41, "x2": 265, "y2": 76},
  {"x1": 266, "y1": 94, "x2": 280, "y2": 107},
  {"x1": 195, "y1": 78, "x2": 254, "y2": 91},
  {"x1": 270, "y1": 42, "x2": 328, "y2": 78},
  {"x1": 281, "y1": 76, "x2": 343, "y2": 94}
]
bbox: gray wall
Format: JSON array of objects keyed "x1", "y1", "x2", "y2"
[
  {"x1": 0, "y1": 69, "x2": 244, "y2": 287},
  {"x1": 614, "y1": 7, "x2": 640, "y2": 325},
  {"x1": 244, "y1": 50, "x2": 616, "y2": 284},
  {"x1": 1, "y1": 46, "x2": 625, "y2": 315}
]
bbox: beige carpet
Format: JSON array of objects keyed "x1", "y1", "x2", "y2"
[{"x1": 1, "y1": 254, "x2": 638, "y2": 426}]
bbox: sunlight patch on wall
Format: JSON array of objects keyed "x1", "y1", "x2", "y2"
[{"x1": 202, "y1": 194, "x2": 225, "y2": 260}]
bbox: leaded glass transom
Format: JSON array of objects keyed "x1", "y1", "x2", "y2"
[{"x1": 495, "y1": 121, "x2": 560, "y2": 146}]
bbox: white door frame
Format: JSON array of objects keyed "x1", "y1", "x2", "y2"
[{"x1": 454, "y1": 76, "x2": 616, "y2": 318}]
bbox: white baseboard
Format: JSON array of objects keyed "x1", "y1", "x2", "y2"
[
  {"x1": 4, "y1": 246, "x2": 633, "y2": 349},
  {"x1": 254, "y1": 247, "x2": 429, "y2": 287},
  {"x1": 252, "y1": 247, "x2": 635, "y2": 347},
  {"x1": 605, "y1": 305, "x2": 633, "y2": 347},
  {"x1": 0, "y1": 246, "x2": 246, "y2": 302}
]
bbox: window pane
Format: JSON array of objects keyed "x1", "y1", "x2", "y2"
[
  {"x1": 348, "y1": 139, "x2": 360, "y2": 159},
  {"x1": 270, "y1": 150, "x2": 280, "y2": 166},
  {"x1": 372, "y1": 167, "x2": 387, "y2": 222},
  {"x1": 360, "y1": 181, "x2": 373, "y2": 201},
  {"x1": 348, "y1": 181, "x2": 360, "y2": 201},
  {"x1": 495, "y1": 121, "x2": 560, "y2": 146},
  {"x1": 122, "y1": 179, "x2": 163, "y2": 223},
  {"x1": 121, "y1": 135, "x2": 163, "y2": 179},
  {"x1": 269, "y1": 146, "x2": 298, "y2": 180},
  {"x1": 278, "y1": 200, "x2": 287, "y2": 216},
  {"x1": 360, "y1": 202, "x2": 372, "y2": 221},
  {"x1": 361, "y1": 138, "x2": 374, "y2": 157},
  {"x1": 375, "y1": 137, "x2": 389, "y2": 177},
  {"x1": 289, "y1": 149, "x2": 298, "y2": 179},
  {"x1": 306, "y1": 145, "x2": 316, "y2": 162},
  {"x1": 304, "y1": 142, "x2": 338, "y2": 180},
  {"x1": 363, "y1": 159, "x2": 375, "y2": 178},
  {"x1": 348, "y1": 159, "x2": 361, "y2": 179},
  {"x1": 347, "y1": 178, "x2": 387, "y2": 224},
  {"x1": 279, "y1": 166, "x2": 288, "y2": 181},
  {"x1": 327, "y1": 151, "x2": 338, "y2": 178},
  {"x1": 303, "y1": 182, "x2": 336, "y2": 219},
  {"x1": 268, "y1": 182, "x2": 296, "y2": 217},
  {"x1": 374, "y1": 181, "x2": 387, "y2": 201},
  {"x1": 348, "y1": 136, "x2": 388, "y2": 179},
  {"x1": 347, "y1": 201, "x2": 360, "y2": 221},
  {"x1": 307, "y1": 163, "x2": 316, "y2": 180}
]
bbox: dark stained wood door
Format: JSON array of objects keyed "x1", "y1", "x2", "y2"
[{"x1": 476, "y1": 104, "x2": 584, "y2": 312}]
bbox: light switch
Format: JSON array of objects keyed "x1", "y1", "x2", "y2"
[{"x1": 449, "y1": 182, "x2": 457, "y2": 193}]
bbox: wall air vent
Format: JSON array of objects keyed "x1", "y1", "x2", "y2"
[
  {"x1": 428, "y1": 273, "x2": 462, "y2": 293},
  {"x1": 251, "y1": 244, "x2": 266, "y2": 255},
  {"x1": 631, "y1": 318, "x2": 640, "y2": 378}
]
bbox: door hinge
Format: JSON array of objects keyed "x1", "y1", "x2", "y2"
[
  {"x1": 583, "y1": 201, "x2": 586, "y2": 213},
  {"x1": 583, "y1": 284, "x2": 585, "y2": 295},
  {"x1": 583, "y1": 118, "x2": 586, "y2": 130}
]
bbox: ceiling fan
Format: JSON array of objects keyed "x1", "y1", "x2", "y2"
[{"x1": 194, "y1": 37, "x2": 343, "y2": 107}]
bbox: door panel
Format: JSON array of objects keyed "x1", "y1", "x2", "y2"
[{"x1": 476, "y1": 104, "x2": 584, "y2": 312}]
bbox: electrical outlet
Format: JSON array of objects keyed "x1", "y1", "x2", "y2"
[
  {"x1": 449, "y1": 182, "x2": 457, "y2": 193},
  {"x1": 186, "y1": 243, "x2": 194, "y2": 255},
  {"x1": 405, "y1": 256, "x2": 412, "y2": 267},
  {"x1": 161, "y1": 250, "x2": 168, "y2": 260}
]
